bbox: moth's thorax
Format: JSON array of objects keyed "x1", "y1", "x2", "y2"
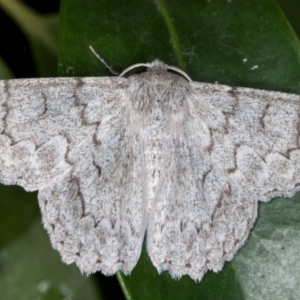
[
  {"x1": 124, "y1": 67, "x2": 190, "y2": 134},
  {"x1": 128, "y1": 68, "x2": 189, "y2": 111}
]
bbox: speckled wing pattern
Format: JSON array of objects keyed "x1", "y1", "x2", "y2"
[
  {"x1": 1, "y1": 61, "x2": 300, "y2": 281},
  {"x1": 0, "y1": 77, "x2": 147, "y2": 275},
  {"x1": 148, "y1": 80, "x2": 300, "y2": 280}
]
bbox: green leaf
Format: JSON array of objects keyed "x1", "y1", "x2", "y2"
[
  {"x1": 0, "y1": 217, "x2": 102, "y2": 300},
  {"x1": 0, "y1": 57, "x2": 13, "y2": 79},
  {"x1": 117, "y1": 247, "x2": 244, "y2": 300},
  {"x1": 233, "y1": 194, "x2": 300, "y2": 299},
  {"x1": 59, "y1": 0, "x2": 300, "y2": 299},
  {"x1": 59, "y1": 0, "x2": 300, "y2": 92},
  {"x1": 277, "y1": 0, "x2": 300, "y2": 38},
  {"x1": 0, "y1": 185, "x2": 38, "y2": 247}
]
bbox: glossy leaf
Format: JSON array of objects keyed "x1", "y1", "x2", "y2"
[
  {"x1": 0, "y1": 57, "x2": 13, "y2": 79},
  {"x1": 59, "y1": 0, "x2": 300, "y2": 92},
  {"x1": 0, "y1": 185, "x2": 38, "y2": 247},
  {"x1": 0, "y1": 218, "x2": 102, "y2": 300}
]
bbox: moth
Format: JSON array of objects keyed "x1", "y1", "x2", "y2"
[{"x1": 0, "y1": 59, "x2": 300, "y2": 281}]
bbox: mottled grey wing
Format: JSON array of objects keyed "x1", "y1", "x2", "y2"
[
  {"x1": 147, "y1": 82, "x2": 300, "y2": 281},
  {"x1": 190, "y1": 82, "x2": 300, "y2": 200},
  {"x1": 39, "y1": 131, "x2": 147, "y2": 274},
  {"x1": 0, "y1": 77, "x2": 147, "y2": 274},
  {"x1": 0, "y1": 77, "x2": 124, "y2": 189}
]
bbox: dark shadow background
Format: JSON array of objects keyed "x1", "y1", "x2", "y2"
[{"x1": 0, "y1": 1, "x2": 59, "y2": 78}]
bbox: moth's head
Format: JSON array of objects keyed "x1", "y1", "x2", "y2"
[
  {"x1": 147, "y1": 60, "x2": 168, "y2": 70},
  {"x1": 119, "y1": 60, "x2": 192, "y2": 82}
]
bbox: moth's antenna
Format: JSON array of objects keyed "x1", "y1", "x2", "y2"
[
  {"x1": 119, "y1": 63, "x2": 150, "y2": 77},
  {"x1": 89, "y1": 45, "x2": 119, "y2": 76},
  {"x1": 119, "y1": 61, "x2": 192, "y2": 81},
  {"x1": 166, "y1": 66, "x2": 192, "y2": 82}
]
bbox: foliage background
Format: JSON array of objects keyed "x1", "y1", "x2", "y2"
[{"x1": 0, "y1": 0, "x2": 300, "y2": 299}]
